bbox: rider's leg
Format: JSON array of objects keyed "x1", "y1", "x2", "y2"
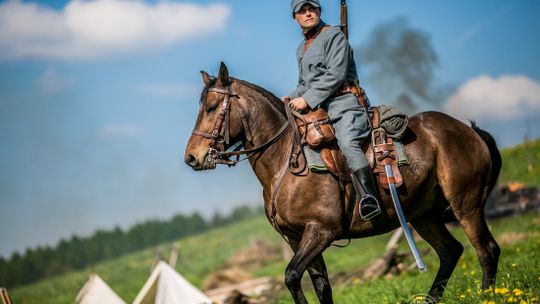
[{"x1": 327, "y1": 101, "x2": 381, "y2": 219}]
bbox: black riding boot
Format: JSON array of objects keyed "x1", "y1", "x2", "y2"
[{"x1": 352, "y1": 167, "x2": 381, "y2": 220}]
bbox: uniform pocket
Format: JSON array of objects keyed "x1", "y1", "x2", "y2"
[{"x1": 304, "y1": 55, "x2": 325, "y2": 72}]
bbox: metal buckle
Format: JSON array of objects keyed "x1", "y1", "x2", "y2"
[{"x1": 207, "y1": 147, "x2": 219, "y2": 164}]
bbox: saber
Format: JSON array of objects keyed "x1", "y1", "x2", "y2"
[{"x1": 385, "y1": 164, "x2": 427, "y2": 272}]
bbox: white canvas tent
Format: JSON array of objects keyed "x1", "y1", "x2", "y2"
[
  {"x1": 76, "y1": 274, "x2": 126, "y2": 304},
  {"x1": 133, "y1": 261, "x2": 212, "y2": 304}
]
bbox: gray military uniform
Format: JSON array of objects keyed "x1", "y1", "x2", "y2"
[{"x1": 289, "y1": 21, "x2": 371, "y2": 171}]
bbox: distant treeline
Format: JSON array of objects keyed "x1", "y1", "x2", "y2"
[{"x1": 0, "y1": 205, "x2": 263, "y2": 288}]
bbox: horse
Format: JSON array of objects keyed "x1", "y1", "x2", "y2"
[{"x1": 184, "y1": 62, "x2": 501, "y2": 303}]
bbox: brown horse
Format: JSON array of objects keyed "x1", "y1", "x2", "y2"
[{"x1": 184, "y1": 63, "x2": 501, "y2": 303}]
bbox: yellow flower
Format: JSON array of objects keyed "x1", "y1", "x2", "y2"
[
  {"x1": 512, "y1": 288, "x2": 523, "y2": 296},
  {"x1": 512, "y1": 263, "x2": 517, "y2": 267},
  {"x1": 481, "y1": 301, "x2": 495, "y2": 304},
  {"x1": 495, "y1": 287, "x2": 509, "y2": 295},
  {"x1": 484, "y1": 287, "x2": 494, "y2": 294},
  {"x1": 459, "y1": 294, "x2": 466, "y2": 299},
  {"x1": 507, "y1": 296, "x2": 516, "y2": 303},
  {"x1": 470, "y1": 270, "x2": 476, "y2": 275},
  {"x1": 520, "y1": 300, "x2": 527, "y2": 304}
]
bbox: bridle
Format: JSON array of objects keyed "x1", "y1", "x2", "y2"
[
  {"x1": 191, "y1": 80, "x2": 292, "y2": 167},
  {"x1": 190, "y1": 78, "x2": 311, "y2": 244}
]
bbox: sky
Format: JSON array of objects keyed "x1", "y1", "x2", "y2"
[{"x1": 1, "y1": 0, "x2": 539, "y2": 258}]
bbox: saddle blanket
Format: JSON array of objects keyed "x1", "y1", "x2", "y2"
[{"x1": 304, "y1": 141, "x2": 409, "y2": 173}]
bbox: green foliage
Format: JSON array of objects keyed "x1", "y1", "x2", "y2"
[
  {"x1": 1, "y1": 205, "x2": 262, "y2": 289},
  {"x1": 499, "y1": 138, "x2": 540, "y2": 186}
]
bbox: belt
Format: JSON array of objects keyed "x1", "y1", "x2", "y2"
[
  {"x1": 332, "y1": 81, "x2": 369, "y2": 108},
  {"x1": 333, "y1": 81, "x2": 360, "y2": 97}
]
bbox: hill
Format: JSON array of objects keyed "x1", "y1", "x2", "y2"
[
  {"x1": 499, "y1": 138, "x2": 540, "y2": 186},
  {"x1": 8, "y1": 139, "x2": 540, "y2": 303},
  {"x1": 9, "y1": 212, "x2": 540, "y2": 304}
]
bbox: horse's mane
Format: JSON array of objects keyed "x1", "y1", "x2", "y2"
[{"x1": 200, "y1": 76, "x2": 286, "y2": 117}]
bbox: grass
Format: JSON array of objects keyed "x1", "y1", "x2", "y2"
[
  {"x1": 8, "y1": 139, "x2": 540, "y2": 303},
  {"x1": 9, "y1": 213, "x2": 540, "y2": 304},
  {"x1": 499, "y1": 138, "x2": 540, "y2": 186}
]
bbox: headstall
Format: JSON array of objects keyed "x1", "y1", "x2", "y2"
[{"x1": 191, "y1": 80, "x2": 291, "y2": 167}]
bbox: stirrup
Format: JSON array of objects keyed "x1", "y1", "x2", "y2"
[{"x1": 359, "y1": 194, "x2": 381, "y2": 221}]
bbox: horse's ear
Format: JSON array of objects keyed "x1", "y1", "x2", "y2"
[
  {"x1": 216, "y1": 61, "x2": 229, "y2": 87},
  {"x1": 201, "y1": 70, "x2": 211, "y2": 85}
]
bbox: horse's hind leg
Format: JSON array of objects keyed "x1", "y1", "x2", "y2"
[
  {"x1": 457, "y1": 211, "x2": 500, "y2": 289},
  {"x1": 307, "y1": 254, "x2": 333, "y2": 304},
  {"x1": 285, "y1": 222, "x2": 334, "y2": 304},
  {"x1": 411, "y1": 210, "x2": 464, "y2": 301}
]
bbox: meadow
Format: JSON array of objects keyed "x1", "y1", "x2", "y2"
[
  {"x1": 9, "y1": 140, "x2": 540, "y2": 303},
  {"x1": 9, "y1": 212, "x2": 539, "y2": 303}
]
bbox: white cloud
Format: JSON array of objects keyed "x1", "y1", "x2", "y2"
[
  {"x1": 443, "y1": 75, "x2": 540, "y2": 122},
  {"x1": 36, "y1": 68, "x2": 74, "y2": 95},
  {"x1": 0, "y1": 0, "x2": 230, "y2": 60},
  {"x1": 97, "y1": 123, "x2": 145, "y2": 139}
]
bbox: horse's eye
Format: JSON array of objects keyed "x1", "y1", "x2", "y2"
[{"x1": 205, "y1": 102, "x2": 218, "y2": 113}]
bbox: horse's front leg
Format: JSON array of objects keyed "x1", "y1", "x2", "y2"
[
  {"x1": 285, "y1": 222, "x2": 335, "y2": 304},
  {"x1": 307, "y1": 254, "x2": 333, "y2": 304}
]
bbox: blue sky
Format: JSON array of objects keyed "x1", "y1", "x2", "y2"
[{"x1": 1, "y1": 0, "x2": 539, "y2": 258}]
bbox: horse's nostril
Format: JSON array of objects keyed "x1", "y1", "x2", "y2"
[{"x1": 185, "y1": 154, "x2": 198, "y2": 167}]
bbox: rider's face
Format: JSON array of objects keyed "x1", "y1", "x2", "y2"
[{"x1": 294, "y1": 4, "x2": 321, "y2": 32}]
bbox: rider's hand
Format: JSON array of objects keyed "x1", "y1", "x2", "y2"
[
  {"x1": 280, "y1": 96, "x2": 290, "y2": 102},
  {"x1": 290, "y1": 97, "x2": 310, "y2": 112}
]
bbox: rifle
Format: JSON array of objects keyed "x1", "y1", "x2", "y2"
[{"x1": 340, "y1": 0, "x2": 348, "y2": 39}]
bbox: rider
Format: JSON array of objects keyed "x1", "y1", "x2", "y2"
[{"x1": 283, "y1": 0, "x2": 381, "y2": 220}]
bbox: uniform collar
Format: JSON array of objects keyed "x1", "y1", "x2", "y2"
[{"x1": 303, "y1": 20, "x2": 326, "y2": 41}]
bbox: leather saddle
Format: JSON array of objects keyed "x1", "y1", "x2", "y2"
[{"x1": 297, "y1": 107, "x2": 404, "y2": 189}]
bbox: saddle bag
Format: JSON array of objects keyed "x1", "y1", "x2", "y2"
[{"x1": 297, "y1": 108, "x2": 335, "y2": 148}]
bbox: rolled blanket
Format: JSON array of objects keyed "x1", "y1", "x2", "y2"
[{"x1": 377, "y1": 105, "x2": 408, "y2": 140}]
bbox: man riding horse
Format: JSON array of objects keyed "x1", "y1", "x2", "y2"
[{"x1": 283, "y1": 0, "x2": 381, "y2": 220}]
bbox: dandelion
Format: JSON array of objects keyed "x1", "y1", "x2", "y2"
[
  {"x1": 495, "y1": 287, "x2": 509, "y2": 295},
  {"x1": 459, "y1": 294, "x2": 465, "y2": 300},
  {"x1": 484, "y1": 287, "x2": 493, "y2": 294},
  {"x1": 508, "y1": 296, "x2": 516, "y2": 303},
  {"x1": 481, "y1": 301, "x2": 495, "y2": 304},
  {"x1": 470, "y1": 270, "x2": 476, "y2": 275},
  {"x1": 520, "y1": 300, "x2": 527, "y2": 304},
  {"x1": 512, "y1": 288, "x2": 523, "y2": 296}
]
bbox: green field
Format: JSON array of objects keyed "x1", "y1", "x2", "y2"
[
  {"x1": 9, "y1": 213, "x2": 540, "y2": 304},
  {"x1": 8, "y1": 140, "x2": 540, "y2": 303}
]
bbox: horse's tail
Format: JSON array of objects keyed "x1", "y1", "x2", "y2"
[{"x1": 471, "y1": 122, "x2": 502, "y2": 195}]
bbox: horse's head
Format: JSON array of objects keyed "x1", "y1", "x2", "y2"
[{"x1": 184, "y1": 62, "x2": 247, "y2": 170}]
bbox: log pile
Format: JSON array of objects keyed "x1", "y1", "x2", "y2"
[
  {"x1": 333, "y1": 228, "x2": 430, "y2": 286},
  {"x1": 485, "y1": 183, "x2": 540, "y2": 218}
]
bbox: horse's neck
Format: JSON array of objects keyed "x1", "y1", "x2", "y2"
[{"x1": 238, "y1": 84, "x2": 291, "y2": 191}]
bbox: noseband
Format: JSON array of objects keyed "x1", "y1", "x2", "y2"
[{"x1": 191, "y1": 80, "x2": 291, "y2": 166}]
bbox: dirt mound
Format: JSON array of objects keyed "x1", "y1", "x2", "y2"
[
  {"x1": 226, "y1": 238, "x2": 281, "y2": 270},
  {"x1": 202, "y1": 268, "x2": 254, "y2": 291}
]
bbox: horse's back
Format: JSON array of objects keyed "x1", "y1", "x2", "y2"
[{"x1": 406, "y1": 111, "x2": 493, "y2": 209}]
